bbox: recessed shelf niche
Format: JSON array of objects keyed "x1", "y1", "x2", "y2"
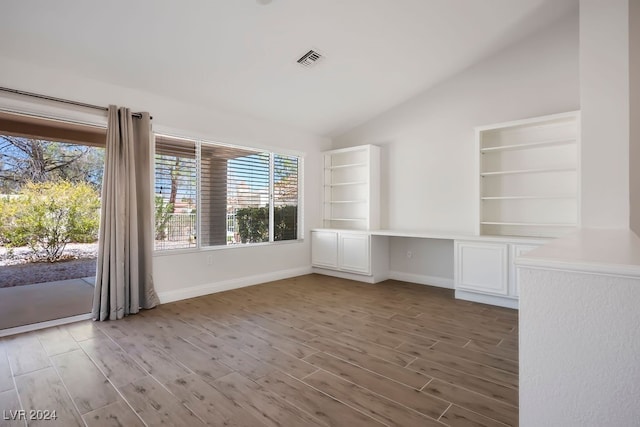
[{"x1": 477, "y1": 111, "x2": 580, "y2": 238}]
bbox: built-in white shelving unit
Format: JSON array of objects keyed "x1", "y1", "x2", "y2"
[
  {"x1": 323, "y1": 145, "x2": 380, "y2": 230},
  {"x1": 477, "y1": 111, "x2": 580, "y2": 238}
]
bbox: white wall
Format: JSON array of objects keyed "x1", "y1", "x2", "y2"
[
  {"x1": 388, "y1": 237, "x2": 454, "y2": 288},
  {"x1": 630, "y1": 0, "x2": 640, "y2": 234},
  {"x1": 333, "y1": 11, "x2": 579, "y2": 233},
  {"x1": 519, "y1": 267, "x2": 640, "y2": 426},
  {"x1": 580, "y1": 0, "x2": 630, "y2": 228},
  {"x1": 0, "y1": 56, "x2": 331, "y2": 301}
]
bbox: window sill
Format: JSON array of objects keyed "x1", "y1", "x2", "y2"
[{"x1": 153, "y1": 238, "x2": 305, "y2": 257}]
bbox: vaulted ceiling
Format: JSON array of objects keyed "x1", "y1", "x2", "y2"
[{"x1": 0, "y1": 0, "x2": 577, "y2": 136}]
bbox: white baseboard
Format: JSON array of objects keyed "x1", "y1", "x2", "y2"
[
  {"x1": 387, "y1": 271, "x2": 454, "y2": 289},
  {"x1": 0, "y1": 313, "x2": 92, "y2": 338},
  {"x1": 455, "y1": 289, "x2": 519, "y2": 309},
  {"x1": 157, "y1": 266, "x2": 313, "y2": 304},
  {"x1": 311, "y1": 267, "x2": 377, "y2": 283}
]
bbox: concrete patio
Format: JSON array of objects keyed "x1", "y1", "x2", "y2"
[{"x1": 0, "y1": 276, "x2": 93, "y2": 331}]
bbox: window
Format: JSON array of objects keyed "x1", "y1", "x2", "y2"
[
  {"x1": 273, "y1": 154, "x2": 299, "y2": 241},
  {"x1": 154, "y1": 136, "x2": 301, "y2": 251},
  {"x1": 154, "y1": 137, "x2": 197, "y2": 250}
]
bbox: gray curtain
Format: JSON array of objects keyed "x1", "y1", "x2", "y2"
[{"x1": 93, "y1": 106, "x2": 160, "y2": 321}]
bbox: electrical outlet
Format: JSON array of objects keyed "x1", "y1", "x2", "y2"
[
  {"x1": 406, "y1": 251, "x2": 412, "y2": 259},
  {"x1": 206, "y1": 254, "x2": 214, "y2": 266}
]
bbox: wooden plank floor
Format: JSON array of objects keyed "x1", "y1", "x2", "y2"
[{"x1": 0, "y1": 274, "x2": 519, "y2": 426}]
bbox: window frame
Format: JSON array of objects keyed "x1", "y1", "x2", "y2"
[{"x1": 153, "y1": 134, "x2": 304, "y2": 254}]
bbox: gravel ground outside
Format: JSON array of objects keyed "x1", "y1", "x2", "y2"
[{"x1": 0, "y1": 243, "x2": 98, "y2": 288}]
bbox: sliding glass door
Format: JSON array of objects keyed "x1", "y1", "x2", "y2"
[{"x1": 0, "y1": 112, "x2": 105, "y2": 331}]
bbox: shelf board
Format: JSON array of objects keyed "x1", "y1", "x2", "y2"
[
  {"x1": 481, "y1": 221, "x2": 576, "y2": 227},
  {"x1": 481, "y1": 195, "x2": 576, "y2": 200},
  {"x1": 481, "y1": 138, "x2": 576, "y2": 153},
  {"x1": 326, "y1": 181, "x2": 367, "y2": 187},
  {"x1": 325, "y1": 162, "x2": 367, "y2": 170},
  {"x1": 480, "y1": 167, "x2": 576, "y2": 177}
]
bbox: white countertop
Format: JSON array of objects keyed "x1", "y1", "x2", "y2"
[
  {"x1": 516, "y1": 228, "x2": 640, "y2": 278},
  {"x1": 312, "y1": 228, "x2": 549, "y2": 244},
  {"x1": 371, "y1": 229, "x2": 549, "y2": 244}
]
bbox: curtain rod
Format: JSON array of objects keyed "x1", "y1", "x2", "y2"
[{"x1": 0, "y1": 86, "x2": 149, "y2": 119}]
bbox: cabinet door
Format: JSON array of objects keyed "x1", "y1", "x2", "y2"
[
  {"x1": 455, "y1": 241, "x2": 508, "y2": 296},
  {"x1": 339, "y1": 233, "x2": 370, "y2": 274},
  {"x1": 311, "y1": 231, "x2": 338, "y2": 269},
  {"x1": 509, "y1": 244, "x2": 539, "y2": 297}
]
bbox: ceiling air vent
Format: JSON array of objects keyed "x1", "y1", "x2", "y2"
[{"x1": 297, "y1": 50, "x2": 323, "y2": 67}]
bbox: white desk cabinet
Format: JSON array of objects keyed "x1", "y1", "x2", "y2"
[
  {"x1": 455, "y1": 239, "x2": 542, "y2": 308},
  {"x1": 338, "y1": 232, "x2": 370, "y2": 274},
  {"x1": 311, "y1": 230, "x2": 339, "y2": 269},
  {"x1": 455, "y1": 241, "x2": 509, "y2": 296},
  {"x1": 311, "y1": 230, "x2": 389, "y2": 283},
  {"x1": 312, "y1": 230, "x2": 370, "y2": 274}
]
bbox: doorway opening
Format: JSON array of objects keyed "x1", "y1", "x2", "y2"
[{"x1": 0, "y1": 111, "x2": 106, "y2": 332}]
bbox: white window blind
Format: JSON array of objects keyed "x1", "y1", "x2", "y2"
[
  {"x1": 200, "y1": 144, "x2": 270, "y2": 246},
  {"x1": 274, "y1": 154, "x2": 299, "y2": 241},
  {"x1": 154, "y1": 136, "x2": 197, "y2": 250}
]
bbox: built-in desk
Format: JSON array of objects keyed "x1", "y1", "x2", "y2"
[{"x1": 311, "y1": 228, "x2": 548, "y2": 308}]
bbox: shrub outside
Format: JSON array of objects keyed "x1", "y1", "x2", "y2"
[{"x1": 0, "y1": 181, "x2": 100, "y2": 262}]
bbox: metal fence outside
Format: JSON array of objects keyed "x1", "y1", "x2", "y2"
[
  {"x1": 155, "y1": 211, "x2": 244, "y2": 249},
  {"x1": 155, "y1": 213, "x2": 196, "y2": 250}
]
